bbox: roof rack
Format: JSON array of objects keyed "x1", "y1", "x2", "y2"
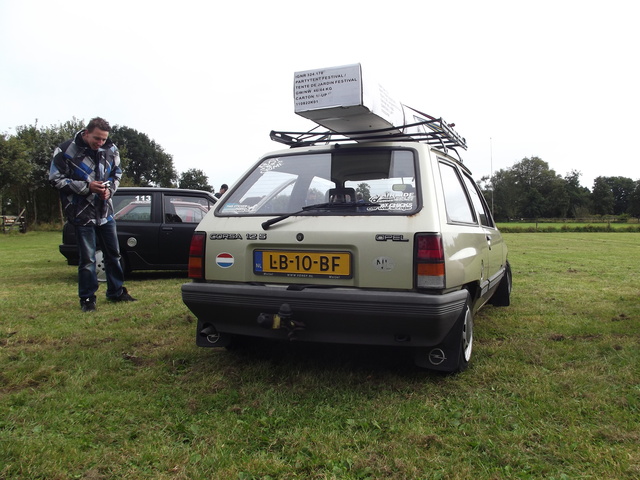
[{"x1": 271, "y1": 107, "x2": 466, "y2": 154}]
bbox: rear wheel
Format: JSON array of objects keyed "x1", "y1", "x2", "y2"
[
  {"x1": 96, "y1": 250, "x2": 107, "y2": 282},
  {"x1": 457, "y1": 301, "x2": 474, "y2": 372},
  {"x1": 95, "y1": 250, "x2": 127, "y2": 282}
]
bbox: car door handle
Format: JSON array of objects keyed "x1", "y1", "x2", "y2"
[
  {"x1": 162, "y1": 226, "x2": 174, "y2": 231},
  {"x1": 486, "y1": 234, "x2": 492, "y2": 249}
]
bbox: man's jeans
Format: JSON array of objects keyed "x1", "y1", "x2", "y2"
[{"x1": 75, "y1": 219, "x2": 125, "y2": 300}]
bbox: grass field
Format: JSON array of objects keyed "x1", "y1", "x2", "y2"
[
  {"x1": 496, "y1": 222, "x2": 640, "y2": 233},
  {"x1": 1, "y1": 231, "x2": 639, "y2": 479}
]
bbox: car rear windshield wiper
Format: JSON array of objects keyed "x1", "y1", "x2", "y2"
[{"x1": 261, "y1": 202, "x2": 380, "y2": 230}]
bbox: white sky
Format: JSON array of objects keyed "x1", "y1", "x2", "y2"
[{"x1": 1, "y1": 0, "x2": 638, "y2": 191}]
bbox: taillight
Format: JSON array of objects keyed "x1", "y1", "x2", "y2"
[
  {"x1": 188, "y1": 232, "x2": 206, "y2": 279},
  {"x1": 415, "y1": 233, "x2": 445, "y2": 289}
]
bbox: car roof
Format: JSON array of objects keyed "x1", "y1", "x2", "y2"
[{"x1": 116, "y1": 187, "x2": 217, "y2": 198}]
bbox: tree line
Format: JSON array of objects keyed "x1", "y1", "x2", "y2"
[
  {"x1": 1, "y1": 120, "x2": 639, "y2": 226},
  {"x1": 0, "y1": 119, "x2": 216, "y2": 225},
  {"x1": 482, "y1": 157, "x2": 640, "y2": 221}
]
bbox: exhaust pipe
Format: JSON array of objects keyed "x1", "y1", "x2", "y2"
[{"x1": 198, "y1": 324, "x2": 230, "y2": 346}]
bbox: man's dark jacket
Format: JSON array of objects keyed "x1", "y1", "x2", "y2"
[{"x1": 49, "y1": 130, "x2": 122, "y2": 226}]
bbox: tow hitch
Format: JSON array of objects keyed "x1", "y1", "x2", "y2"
[{"x1": 257, "y1": 303, "x2": 306, "y2": 340}]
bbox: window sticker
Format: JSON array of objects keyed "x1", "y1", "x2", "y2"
[
  {"x1": 367, "y1": 192, "x2": 416, "y2": 211},
  {"x1": 259, "y1": 158, "x2": 283, "y2": 174},
  {"x1": 369, "y1": 192, "x2": 415, "y2": 202},
  {"x1": 371, "y1": 202, "x2": 415, "y2": 212},
  {"x1": 221, "y1": 203, "x2": 253, "y2": 214}
]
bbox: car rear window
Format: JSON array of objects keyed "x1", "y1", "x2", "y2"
[{"x1": 218, "y1": 149, "x2": 418, "y2": 216}]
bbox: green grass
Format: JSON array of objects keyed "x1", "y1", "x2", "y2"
[
  {"x1": 497, "y1": 222, "x2": 640, "y2": 232},
  {"x1": 1, "y1": 231, "x2": 639, "y2": 479}
]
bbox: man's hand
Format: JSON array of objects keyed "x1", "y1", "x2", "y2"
[{"x1": 89, "y1": 181, "x2": 111, "y2": 200}]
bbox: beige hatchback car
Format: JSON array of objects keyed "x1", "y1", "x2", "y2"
[{"x1": 181, "y1": 121, "x2": 511, "y2": 373}]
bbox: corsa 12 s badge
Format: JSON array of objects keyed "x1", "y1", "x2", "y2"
[{"x1": 209, "y1": 233, "x2": 267, "y2": 240}]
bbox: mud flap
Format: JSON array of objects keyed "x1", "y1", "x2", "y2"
[{"x1": 413, "y1": 294, "x2": 472, "y2": 373}]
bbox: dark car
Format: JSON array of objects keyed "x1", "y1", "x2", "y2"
[{"x1": 60, "y1": 187, "x2": 217, "y2": 279}]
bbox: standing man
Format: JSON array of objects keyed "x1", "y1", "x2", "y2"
[
  {"x1": 214, "y1": 183, "x2": 228, "y2": 199},
  {"x1": 50, "y1": 117, "x2": 136, "y2": 312}
]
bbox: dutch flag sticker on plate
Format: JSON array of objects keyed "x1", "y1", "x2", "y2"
[{"x1": 216, "y1": 252, "x2": 234, "y2": 268}]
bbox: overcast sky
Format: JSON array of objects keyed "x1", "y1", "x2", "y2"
[{"x1": 1, "y1": 0, "x2": 638, "y2": 191}]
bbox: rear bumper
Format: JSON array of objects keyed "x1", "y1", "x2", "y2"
[{"x1": 181, "y1": 282, "x2": 468, "y2": 348}]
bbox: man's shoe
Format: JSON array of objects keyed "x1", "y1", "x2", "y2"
[
  {"x1": 109, "y1": 287, "x2": 137, "y2": 302},
  {"x1": 80, "y1": 297, "x2": 96, "y2": 312}
]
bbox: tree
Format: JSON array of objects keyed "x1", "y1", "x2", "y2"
[
  {"x1": 521, "y1": 187, "x2": 546, "y2": 218},
  {"x1": 563, "y1": 170, "x2": 591, "y2": 217},
  {"x1": 606, "y1": 176, "x2": 636, "y2": 215},
  {"x1": 589, "y1": 176, "x2": 636, "y2": 216},
  {"x1": 513, "y1": 157, "x2": 567, "y2": 217},
  {"x1": 13, "y1": 119, "x2": 83, "y2": 223},
  {"x1": 628, "y1": 180, "x2": 640, "y2": 219},
  {"x1": 179, "y1": 169, "x2": 213, "y2": 192},
  {"x1": 1, "y1": 118, "x2": 179, "y2": 226},
  {"x1": 490, "y1": 168, "x2": 519, "y2": 220},
  {"x1": 491, "y1": 157, "x2": 573, "y2": 219},
  {"x1": 591, "y1": 177, "x2": 615, "y2": 215},
  {"x1": 356, "y1": 182, "x2": 371, "y2": 201},
  {"x1": 110, "y1": 126, "x2": 177, "y2": 187},
  {"x1": 545, "y1": 178, "x2": 570, "y2": 218},
  {"x1": 0, "y1": 134, "x2": 31, "y2": 215}
]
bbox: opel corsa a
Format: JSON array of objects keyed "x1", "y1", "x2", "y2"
[{"x1": 181, "y1": 64, "x2": 511, "y2": 372}]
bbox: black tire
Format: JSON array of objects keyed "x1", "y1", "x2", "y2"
[{"x1": 490, "y1": 261, "x2": 512, "y2": 307}]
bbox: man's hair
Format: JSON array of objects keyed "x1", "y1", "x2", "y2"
[
  {"x1": 220, "y1": 184, "x2": 228, "y2": 190},
  {"x1": 86, "y1": 117, "x2": 111, "y2": 133}
]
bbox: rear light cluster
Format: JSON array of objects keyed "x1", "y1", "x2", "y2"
[
  {"x1": 188, "y1": 232, "x2": 206, "y2": 279},
  {"x1": 415, "y1": 233, "x2": 445, "y2": 289}
]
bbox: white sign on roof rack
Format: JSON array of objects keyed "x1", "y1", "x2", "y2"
[{"x1": 294, "y1": 63, "x2": 405, "y2": 136}]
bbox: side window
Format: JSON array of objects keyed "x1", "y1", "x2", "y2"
[
  {"x1": 165, "y1": 195, "x2": 212, "y2": 223},
  {"x1": 113, "y1": 194, "x2": 152, "y2": 222},
  {"x1": 439, "y1": 162, "x2": 476, "y2": 224},
  {"x1": 462, "y1": 174, "x2": 495, "y2": 228}
]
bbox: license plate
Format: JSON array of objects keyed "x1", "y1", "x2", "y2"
[{"x1": 254, "y1": 250, "x2": 352, "y2": 279}]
